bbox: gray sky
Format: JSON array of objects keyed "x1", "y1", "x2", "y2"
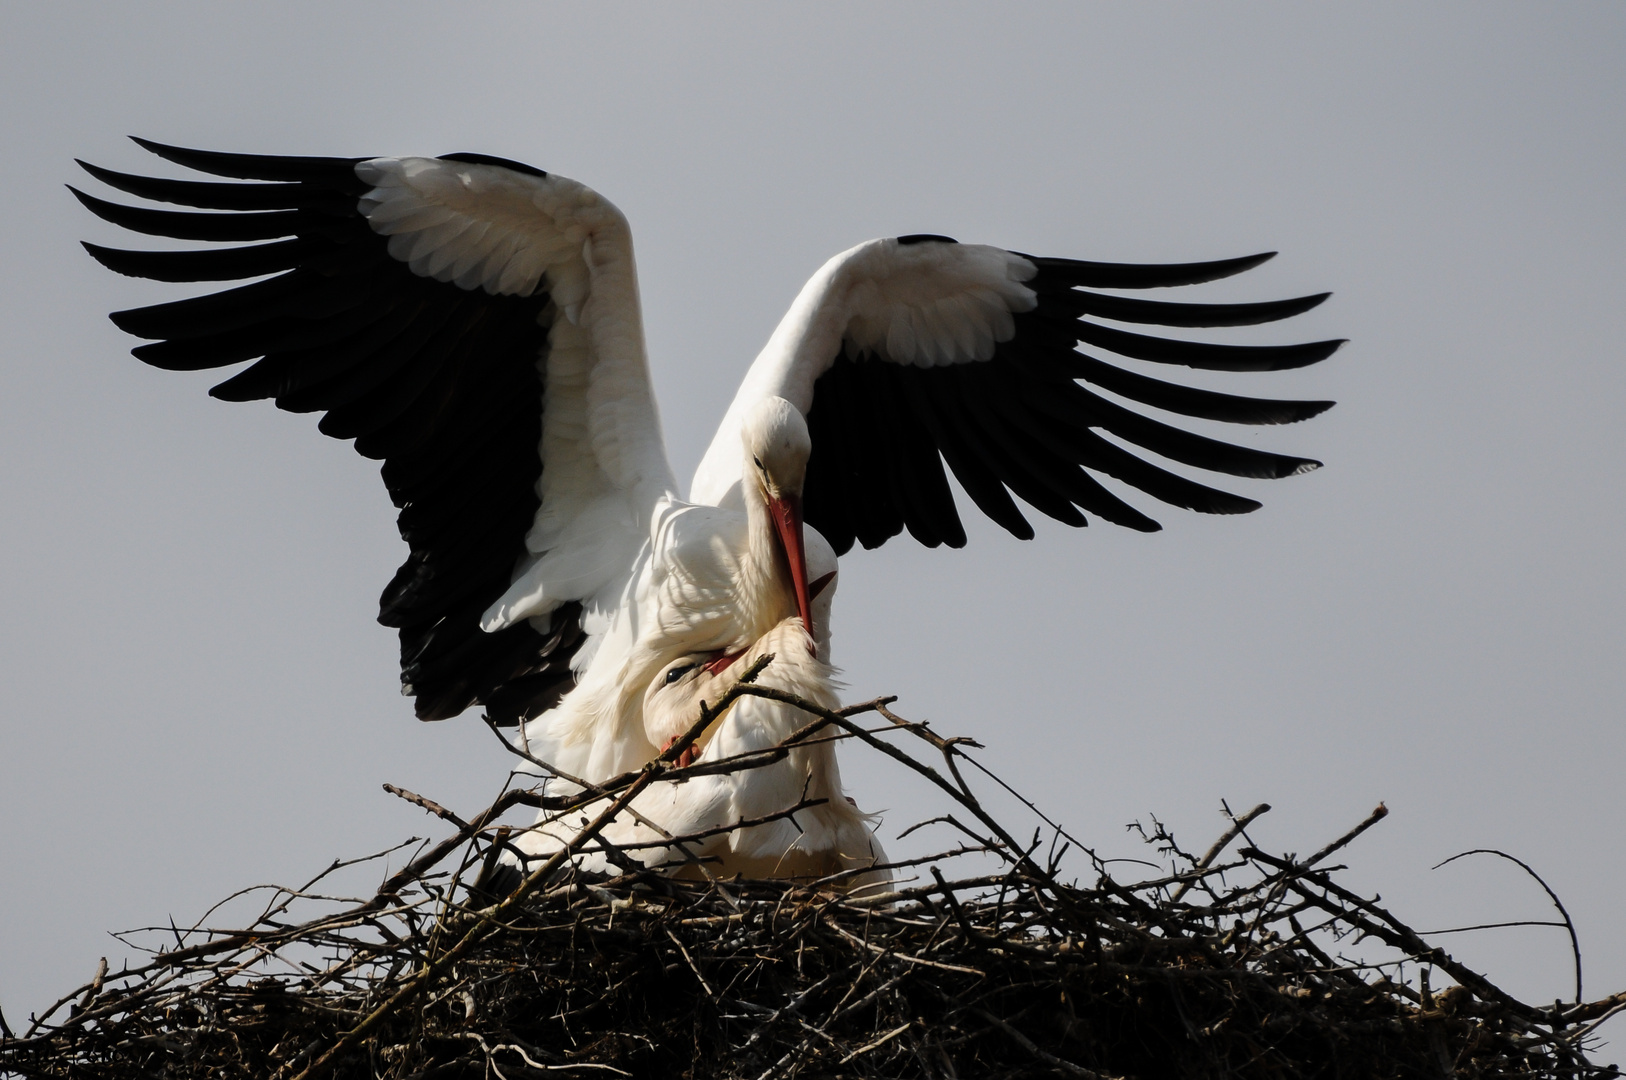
[{"x1": 3, "y1": 2, "x2": 1623, "y2": 1040}]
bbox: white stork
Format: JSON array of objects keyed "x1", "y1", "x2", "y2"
[
  {"x1": 510, "y1": 616, "x2": 888, "y2": 889},
  {"x1": 75, "y1": 140, "x2": 1340, "y2": 791}
]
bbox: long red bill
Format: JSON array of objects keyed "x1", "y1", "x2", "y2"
[{"x1": 767, "y1": 492, "x2": 814, "y2": 643}]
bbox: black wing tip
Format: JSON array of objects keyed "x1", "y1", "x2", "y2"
[
  {"x1": 1169, "y1": 249, "x2": 1275, "y2": 283},
  {"x1": 413, "y1": 698, "x2": 458, "y2": 722},
  {"x1": 130, "y1": 136, "x2": 223, "y2": 163},
  {"x1": 1288, "y1": 339, "x2": 1348, "y2": 369},
  {"x1": 1213, "y1": 496, "x2": 1262, "y2": 516},
  {"x1": 124, "y1": 137, "x2": 225, "y2": 176},
  {"x1": 128, "y1": 135, "x2": 365, "y2": 183},
  {"x1": 111, "y1": 308, "x2": 166, "y2": 341},
  {"x1": 896, "y1": 233, "x2": 958, "y2": 246},
  {"x1": 437, "y1": 152, "x2": 548, "y2": 179},
  {"x1": 79, "y1": 240, "x2": 122, "y2": 271},
  {"x1": 1025, "y1": 249, "x2": 1285, "y2": 290},
  {"x1": 129, "y1": 134, "x2": 181, "y2": 159},
  {"x1": 206, "y1": 365, "x2": 277, "y2": 402},
  {"x1": 75, "y1": 160, "x2": 130, "y2": 198},
  {"x1": 107, "y1": 304, "x2": 147, "y2": 333},
  {"x1": 75, "y1": 158, "x2": 148, "y2": 192},
  {"x1": 68, "y1": 184, "x2": 151, "y2": 229},
  {"x1": 1277, "y1": 338, "x2": 1347, "y2": 371},
  {"x1": 1289, "y1": 400, "x2": 1337, "y2": 423},
  {"x1": 1268, "y1": 290, "x2": 1334, "y2": 320},
  {"x1": 77, "y1": 157, "x2": 151, "y2": 193}
]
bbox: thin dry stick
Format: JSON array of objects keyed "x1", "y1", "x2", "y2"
[
  {"x1": 1170, "y1": 803, "x2": 1272, "y2": 903},
  {"x1": 1433, "y1": 848, "x2": 1584, "y2": 1006}
]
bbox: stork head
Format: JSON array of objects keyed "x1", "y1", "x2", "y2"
[
  {"x1": 740, "y1": 397, "x2": 814, "y2": 639},
  {"x1": 642, "y1": 650, "x2": 723, "y2": 763},
  {"x1": 642, "y1": 617, "x2": 828, "y2": 757}
]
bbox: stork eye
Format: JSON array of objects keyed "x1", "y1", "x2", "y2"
[
  {"x1": 752, "y1": 455, "x2": 764, "y2": 471},
  {"x1": 664, "y1": 663, "x2": 696, "y2": 685}
]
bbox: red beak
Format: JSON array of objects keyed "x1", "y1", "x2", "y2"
[{"x1": 767, "y1": 492, "x2": 814, "y2": 643}]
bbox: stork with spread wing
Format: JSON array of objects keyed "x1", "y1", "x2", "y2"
[{"x1": 76, "y1": 140, "x2": 1340, "y2": 788}]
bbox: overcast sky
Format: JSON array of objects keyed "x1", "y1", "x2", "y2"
[{"x1": 2, "y1": 2, "x2": 1623, "y2": 1042}]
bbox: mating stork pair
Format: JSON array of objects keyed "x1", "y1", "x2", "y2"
[{"x1": 76, "y1": 140, "x2": 1339, "y2": 885}]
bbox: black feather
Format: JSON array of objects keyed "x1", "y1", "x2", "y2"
[
  {"x1": 1024, "y1": 251, "x2": 1277, "y2": 290},
  {"x1": 82, "y1": 238, "x2": 320, "y2": 283},
  {"x1": 77, "y1": 159, "x2": 351, "y2": 212},
  {"x1": 1058, "y1": 289, "x2": 1331, "y2": 329},
  {"x1": 907, "y1": 372, "x2": 1036, "y2": 539},
  {"x1": 115, "y1": 249, "x2": 392, "y2": 342},
  {"x1": 130, "y1": 137, "x2": 367, "y2": 189},
  {"x1": 71, "y1": 187, "x2": 311, "y2": 242},
  {"x1": 1066, "y1": 353, "x2": 1335, "y2": 426},
  {"x1": 872, "y1": 362, "x2": 964, "y2": 547},
  {"x1": 1073, "y1": 320, "x2": 1346, "y2": 373},
  {"x1": 438, "y1": 152, "x2": 549, "y2": 179},
  {"x1": 802, "y1": 386, "x2": 856, "y2": 555},
  {"x1": 1046, "y1": 381, "x2": 1323, "y2": 480},
  {"x1": 205, "y1": 298, "x2": 423, "y2": 401}
]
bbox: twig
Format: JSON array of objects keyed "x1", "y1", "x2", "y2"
[
  {"x1": 383, "y1": 784, "x2": 469, "y2": 829},
  {"x1": 1433, "y1": 848, "x2": 1583, "y2": 1005},
  {"x1": 1170, "y1": 803, "x2": 1271, "y2": 903},
  {"x1": 1302, "y1": 802, "x2": 1388, "y2": 871},
  {"x1": 971, "y1": 1008, "x2": 1118, "y2": 1079}
]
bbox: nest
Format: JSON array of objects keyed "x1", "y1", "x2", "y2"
[{"x1": 4, "y1": 685, "x2": 1623, "y2": 1079}]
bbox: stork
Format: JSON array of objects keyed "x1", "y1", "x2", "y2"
[
  {"x1": 509, "y1": 617, "x2": 888, "y2": 890},
  {"x1": 76, "y1": 140, "x2": 1341, "y2": 792}
]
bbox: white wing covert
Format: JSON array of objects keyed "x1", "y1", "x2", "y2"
[
  {"x1": 75, "y1": 140, "x2": 676, "y2": 724},
  {"x1": 693, "y1": 235, "x2": 1342, "y2": 554}
]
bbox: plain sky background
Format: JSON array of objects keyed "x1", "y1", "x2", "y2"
[{"x1": 2, "y1": 2, "x2": 1622, "y2": 1045}]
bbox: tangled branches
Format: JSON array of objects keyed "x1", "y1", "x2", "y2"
[{"x1": 4, "y1": 687, "x2": 1622, "y2": 1079}]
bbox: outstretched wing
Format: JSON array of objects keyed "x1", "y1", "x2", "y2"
[
  {"x1": 75, "y1": 140, "x2": 677, "y2": 723},
  {"x1": 691, "y1": 236, "x2": 1340, "y2": 554}
]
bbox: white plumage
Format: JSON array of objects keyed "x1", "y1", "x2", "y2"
[{"x1": 511, "y1": 618, "x2": 888, "y2": 890}]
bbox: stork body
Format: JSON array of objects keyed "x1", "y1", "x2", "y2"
[
  {"x1": 511, "y1": 618, "x2": 888, "y2": 889},
  {"x1": 77, "y1": 141, "x2": 1342, "y2": 799},
  {"x1": 516, "y1": 407, "x2": 835, "y2": 785}
]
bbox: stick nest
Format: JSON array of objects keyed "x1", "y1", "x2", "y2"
[{"x1": 4, "y1": 686, "x2": 1622, "y2": 1079}]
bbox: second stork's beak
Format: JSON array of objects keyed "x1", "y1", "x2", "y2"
[{"x1": 767, "y1": 492, "x2": 814, "y2": 642}]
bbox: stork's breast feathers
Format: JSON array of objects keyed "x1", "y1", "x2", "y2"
[{"x1": 838, "y1": 240, "x2": 1038, "y2": 367}]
